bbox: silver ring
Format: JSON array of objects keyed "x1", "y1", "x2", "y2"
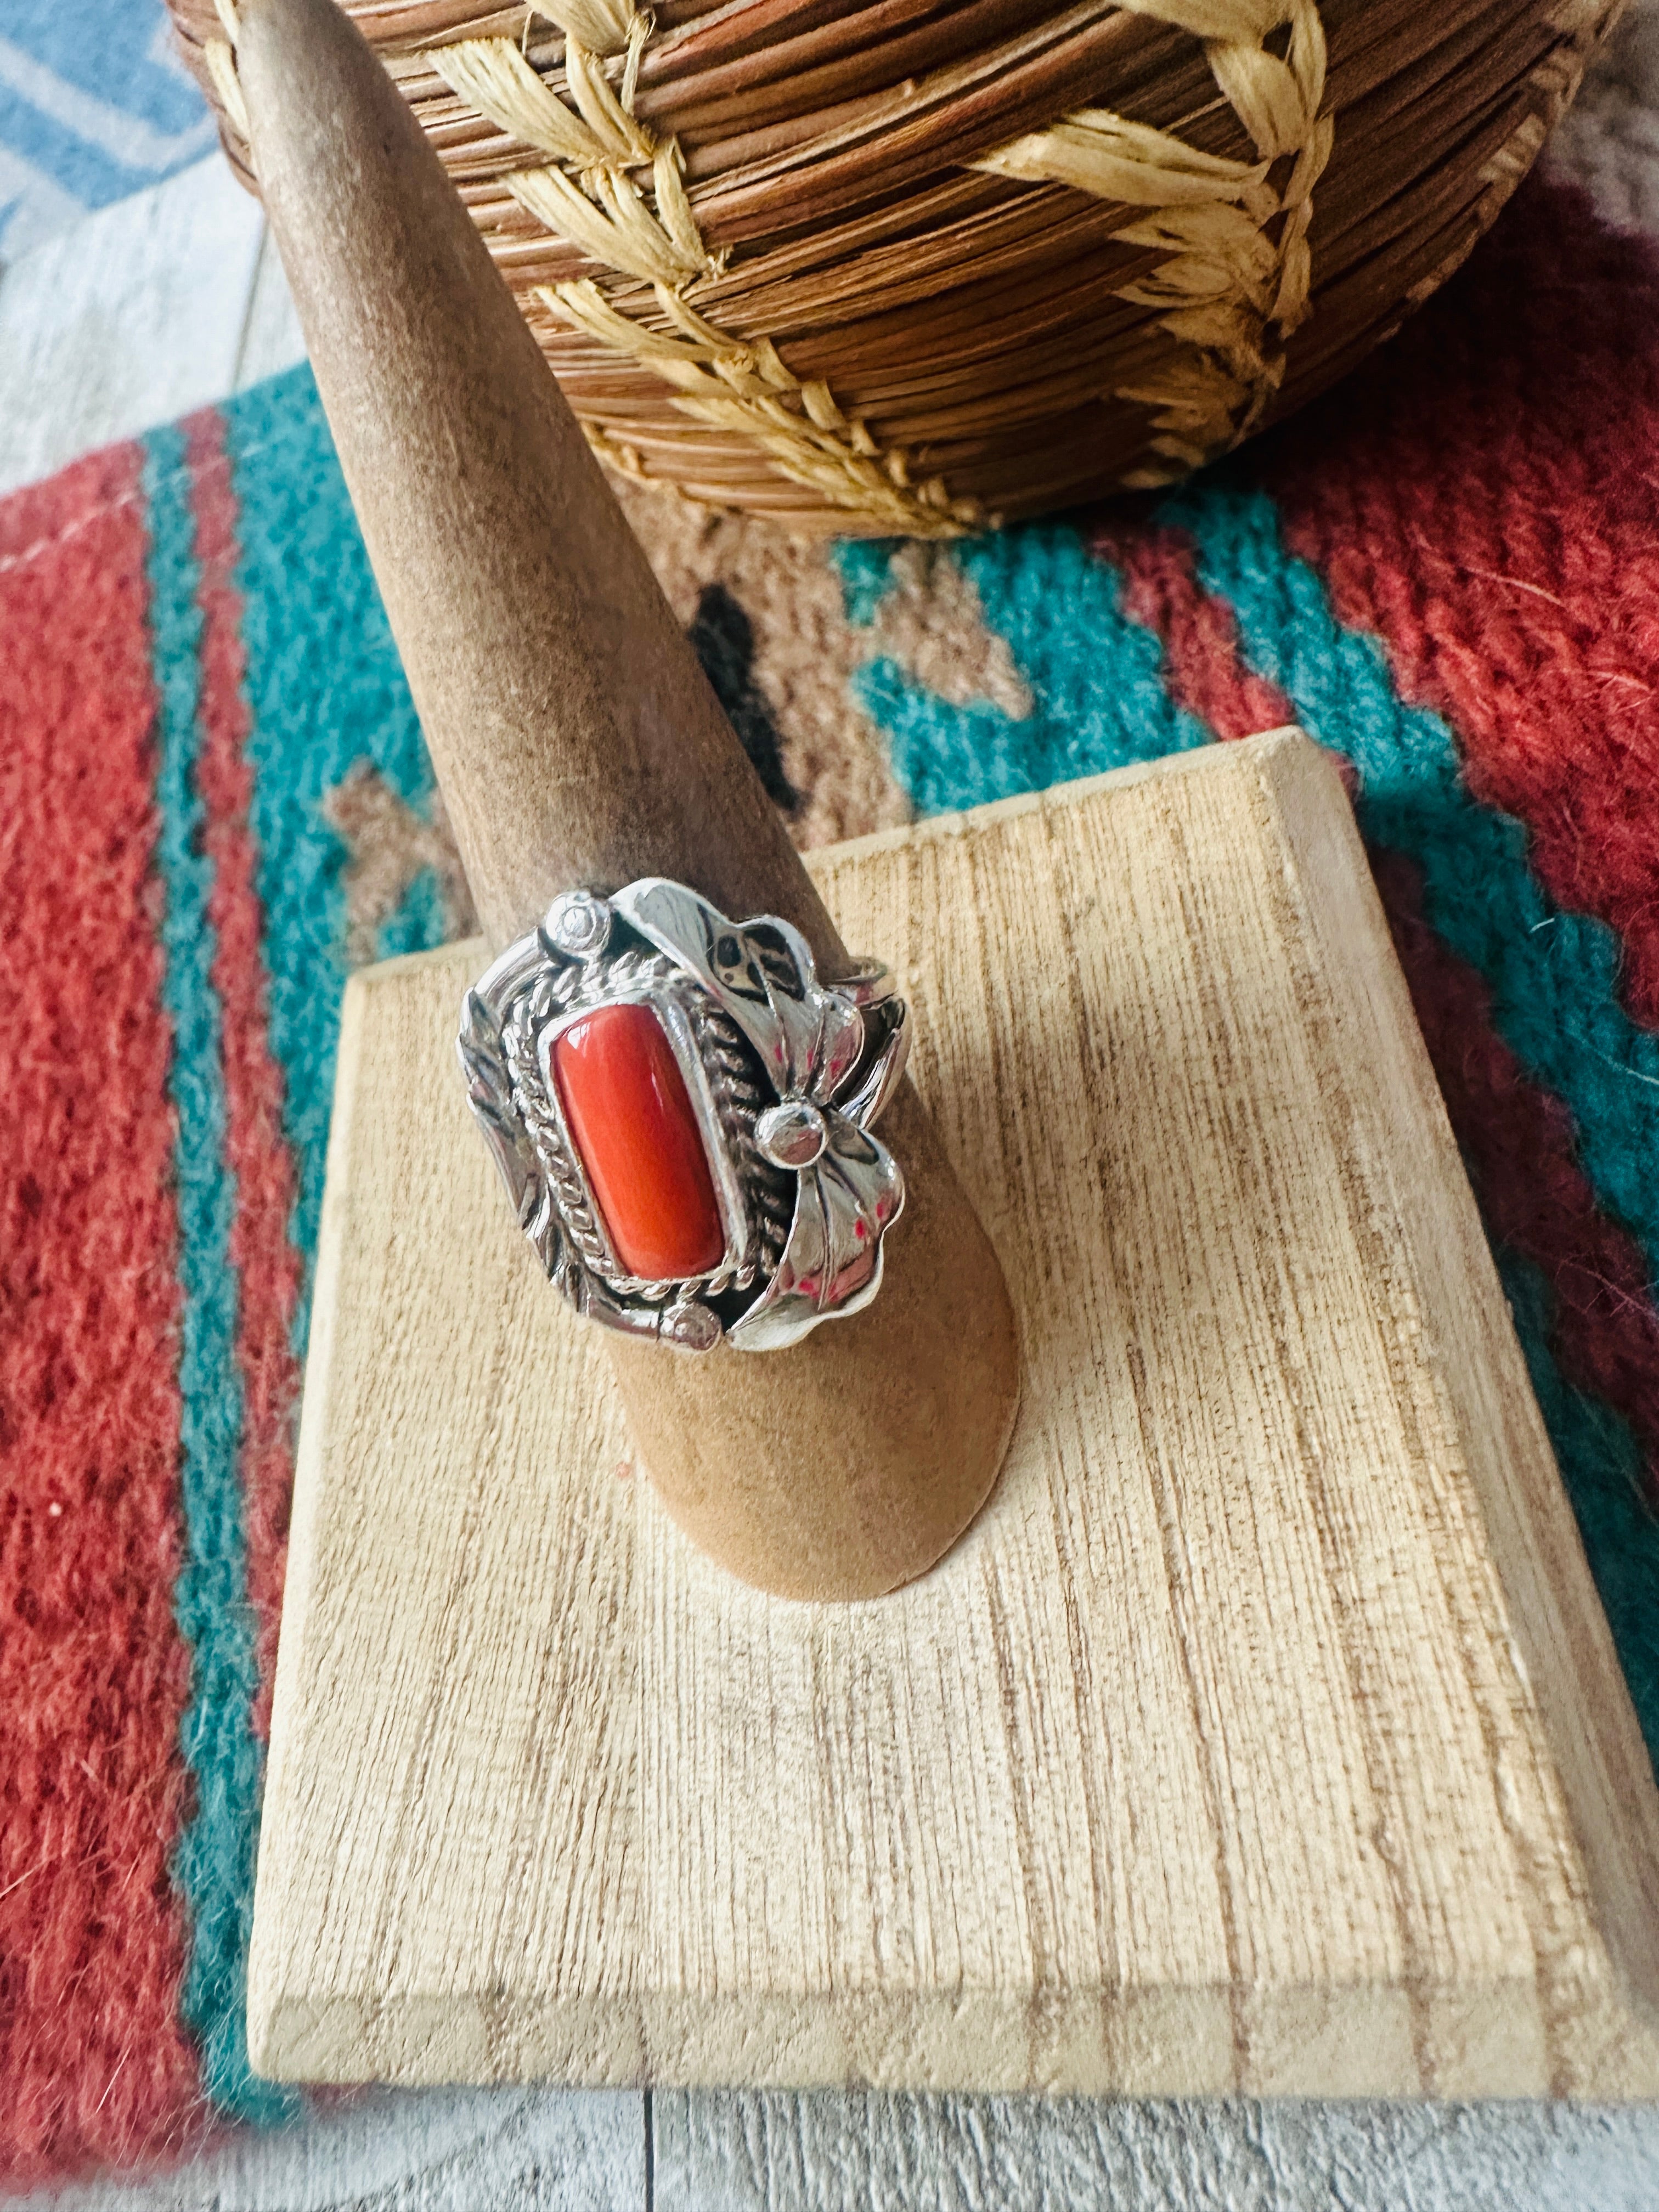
[{"x1": 457, "y1": 879, "x2": 908, "y2": 1352}]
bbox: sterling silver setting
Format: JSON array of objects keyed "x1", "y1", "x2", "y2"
[{"x1": 457, "y1": 879, "x2": 909, "y2": 1352}]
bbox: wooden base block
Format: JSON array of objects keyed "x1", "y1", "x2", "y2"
[{"x1": 249, "y1": 731, "x2": 1659, "y2": 2097}]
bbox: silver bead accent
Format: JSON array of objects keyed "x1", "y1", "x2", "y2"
[
  {"x1": 662, "y1": 1301, "x2": 723, "y2": 1352},
  {"x1": 544, "y1": 889, "x2": 612, "y2": 961},
  {"x1": 755, "y1": 1098, "x2": 828, "y2": 1170}
]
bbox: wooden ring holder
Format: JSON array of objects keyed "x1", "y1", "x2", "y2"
[{"x1": 235, "y1": 0, "x2": 1020, "y2": 1605}]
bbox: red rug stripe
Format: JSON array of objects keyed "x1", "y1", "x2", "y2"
[
  {"x1": 1099, "y1": 520, "x2": 1297, "y2": 740},
  {"x1": 0, "y1": 444, "x2": 144, "y2": 570},
  {"x1": 1258, "y1": 176, "x2": 1659, "y2": 1031},
  {"x1": 1116, "y1": 517, "x2": 1659, "y2": 1483},
  {"x1": 182, "y1": 411, "x2": 302, "y2": 1738},
  {"x1": 0, "y1": 444, "x2": 206, "y2": 2182}
]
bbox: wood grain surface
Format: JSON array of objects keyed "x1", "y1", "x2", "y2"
[
  {"x1": 247, "y1": 730, "x2": 1659, "y2": 2096},
  {"x1": 652, "y1": 2093, "x2": 1659, "y2": 2211}
]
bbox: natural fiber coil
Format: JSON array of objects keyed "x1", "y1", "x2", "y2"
[{"x1": 173, "y1": 0, "x2": 1624, "y2": 535}]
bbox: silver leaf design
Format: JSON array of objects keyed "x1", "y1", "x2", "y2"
[{"x1": 727, "y1": 1110, "x2": 904, "y2": 1351}]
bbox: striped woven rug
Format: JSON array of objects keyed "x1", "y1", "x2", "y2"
[{"x1": 6, "y1": 170, "x2": 1659, "y2": 2183}]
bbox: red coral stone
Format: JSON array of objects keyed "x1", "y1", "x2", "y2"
[{"x1": 551, "y1": 1003, "x2": 726, "y2": 1282}]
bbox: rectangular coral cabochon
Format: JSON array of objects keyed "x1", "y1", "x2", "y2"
[
  {"x1": 250, "y1": 736, "x2": 1659, "y2": 2098},
  {"x1": 551, "y1": 1002, "x2": 725, "y2": 1282}
]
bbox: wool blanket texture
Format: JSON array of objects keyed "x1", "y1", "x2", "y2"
[{"x1": 7, "y1": 160, "x2": 1659, "y2": 2184}]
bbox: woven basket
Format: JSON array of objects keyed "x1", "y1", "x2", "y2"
[{"x1": 171, "y1": 0, "x2": 1622, "y2": 536}]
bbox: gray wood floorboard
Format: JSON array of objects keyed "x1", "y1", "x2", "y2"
[
  {"x1": 655, "y1": 2094, "x2": 1659, "y2": 2212},
  {"x1": 7, "y1": 2090, "x2": 643, "y2": 2212},
  {"x1": 234, "y1": 211, "x2": 306, "y2": 393},
  {"x1": 0, "y1": 159, "x2": 264, "y2": 494}
]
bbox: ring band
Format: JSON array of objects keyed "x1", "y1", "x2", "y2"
[{"x1": 458, "y1": 879, "x2": 908, "y2": 1352}]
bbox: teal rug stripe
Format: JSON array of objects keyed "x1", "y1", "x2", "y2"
[
  {"x1": 378, "y1": 865, "x2": 448, "y2": 962},
  {"x1": 140, "y1": 425, "x2": 296, "y2": 2125},
  {"x1": 1499, "y1": 1254, "x2": 1659, "y2": 1750},
  {"x1": 837, "y1": 529, "x2": 1208, "y2": 809},
  {"x1": 219, "y1": 367, "x2": 445, "y2": 1344},
  {"x1": 1164, "y1": 480, "x2": 1659, "y2": 1301}
]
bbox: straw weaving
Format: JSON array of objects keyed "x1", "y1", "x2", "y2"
[{"x1": 168, "y1": 0, "x2": 1626, "y2": 529}]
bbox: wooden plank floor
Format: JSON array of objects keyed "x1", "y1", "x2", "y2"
[{"x1": 0, "y1": 157, "x2": 303, "y2": 496}]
